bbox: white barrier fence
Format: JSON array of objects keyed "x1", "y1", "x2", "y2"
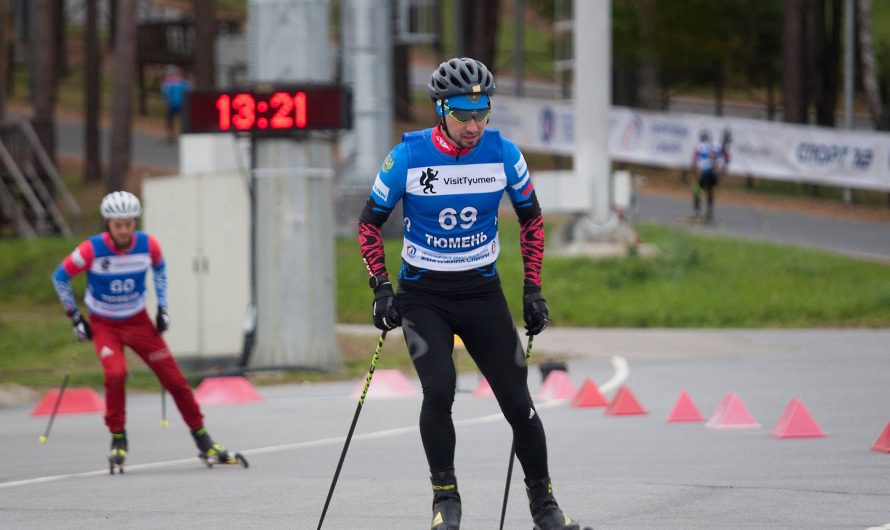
[{"x1": 489, "y1": 96, "x2": 890, "y2": 192}]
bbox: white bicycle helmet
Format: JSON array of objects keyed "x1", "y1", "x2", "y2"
[{"x1": 100, "y1": 191, "x2": 142, "y2": 220}]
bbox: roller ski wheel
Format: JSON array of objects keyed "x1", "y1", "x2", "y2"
[
  {"x1": 533, "y1": 526, "x2": 593, "y2": 530},
  {"x1": 200, "y1": 451, "x2": 248, "y2": 469},
  {"x1": 108, "y1": 456, "x2": 125, "y2": 475},
  {"x1": 531, "y1": 522, "x2": 582, "y2": 530},
  {"x1": 108, "y1": 431, "x2": 127, "y2": 475}
]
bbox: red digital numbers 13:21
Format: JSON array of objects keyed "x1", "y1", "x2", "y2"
[{"x1": 216, "y1": 92, "x2": 308, "y2": 131}]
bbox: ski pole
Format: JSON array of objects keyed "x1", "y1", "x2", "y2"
[
  {"x1": 38, "y1": 373, "x2": 70, "y2": 444},
  {"x1": 498, "y1": 335, "x2": 534, "y2": 529},
  {"x1": 160, "y1": 389, "x2": 169, "y2": 427},
  {"x1": 317, "y1": 330, "x2": 387, "y2": 530}
]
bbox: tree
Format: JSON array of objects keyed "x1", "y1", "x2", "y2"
[
  {"x1": 53, "y1": 0, "x2": 67, "y2": 77},
  {"x1": 0, "y1": 0, "x2": 11, "y2": 120},
  {"x1": 813, "y1": 0, "x2": 842, "y2": 126},
  {"x1": 460, "y1": 0, "x2": 499, "y2": 72},
  {"x1": 33, "y1": 0, "x2": 57, "y2": 160},
  {"x1": 194, "y1": 0, "x2": 217, "y2": 89},
  {"x1": 637, "y1": 0, "x2": 659, "y2": 109},
  {"x1": 857, "y1": 0, "x2": 888, "y2": 129},
  {"x1": 107, "y1": 0, "x2": 136, "y2": 192},
  {"x1": 84, "y1": 0, "x2": 102, "y2": 182},
  {"x1": 783, "y1": 0, "x2": 808, "y2": 123}
]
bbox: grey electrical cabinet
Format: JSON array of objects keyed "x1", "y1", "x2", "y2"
[{"x1": 142, "y1": 172, "x2": 250, "y2": 359}]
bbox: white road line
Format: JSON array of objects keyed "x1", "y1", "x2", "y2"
[
  {"x1": 866, "y1": 525, "x2": 890, "y2": 530},
  {"x1": 0, "y1": 356, "x2": 629, "y2": 490}
]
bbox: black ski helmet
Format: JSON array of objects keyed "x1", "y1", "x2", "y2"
[{"x1": 428, "y1": 57, "x2": 495, "y2": 101}]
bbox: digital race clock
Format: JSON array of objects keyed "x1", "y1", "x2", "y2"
[{"x1": 184, "y1": 85, "x2": 352, "y2": 134}]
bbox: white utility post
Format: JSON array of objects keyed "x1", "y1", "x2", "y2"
[
  {"x1": 247, "y1": 0, "x2": 340, "y2": 371},
  {"x1": 569, "y1": 0, "x2": 617, "y2": 240}
]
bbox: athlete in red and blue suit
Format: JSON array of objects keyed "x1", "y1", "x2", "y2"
[{"x1": 52, "y1": 191, "x2": 230, "y2": 465}]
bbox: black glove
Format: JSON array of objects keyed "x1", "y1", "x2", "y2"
[
  {"x1": 68, "y1": 309, "x2": 92, "y2": 342},
  {"x1": 156, "y1": 307, "x2": 170, "y2": 333},
  {"x1": 522, "y1": 285, "x2": 550, "y2": 336},
  {"x1": 370, "y1": 276, "x2": 402, "y2": 331}
]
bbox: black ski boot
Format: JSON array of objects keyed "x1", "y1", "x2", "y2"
[
  {"x1": 191, "y1": 427, "x2": 248, "y2": 468},
  {"x1": 430, "y1": 469, "x2": 461, "y2": 530},
  {"x1": 526, "y1": 477, "x2": 584, "y2": 530},
  {"x1": 108, "y1": 430, "x2": 127, "y2": 475}
]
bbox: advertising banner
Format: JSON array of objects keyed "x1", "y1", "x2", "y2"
[{"x1": 489, "y1": 97, "x2": 890, "y2": 192}]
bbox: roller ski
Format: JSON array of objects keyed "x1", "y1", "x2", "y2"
[
  {"x1": 430, "y1": 469, "x2": 461, "y2": 530},
  {"x1": 526, "y1": 477, "x2": 593, "y2": 530},
  {"x1": 191, "y1": 427, "x2": 248, "y2": 469},
  {"x1": 108, "y1": 431, "x2": 127, "y2": 475}
]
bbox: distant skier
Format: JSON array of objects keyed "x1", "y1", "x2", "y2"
[
  {"x1": 160, "y1": 65, "x2": 192, "y2": 142},
  {"x1": 52, "y1": 191, "x2": 242, "y2": 473},
  {"x1": 690, "y1": 129, "x2": 730, "y2": 223}
]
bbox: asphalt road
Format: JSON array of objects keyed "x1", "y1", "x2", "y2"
[
  {"x1": 637, "y1": 193, "x2": 890, "y2": 263},
  {"x1": 3, "y1": 328, "x2": 890, "y2": 529}
]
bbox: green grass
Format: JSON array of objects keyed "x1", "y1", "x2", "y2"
[
  {"x1": 337, "y1": 222, "x2": 890, "y2": 328},
  {"x1": 552, "y1": 225, "x2": 890, "y2": 327},
  {"x1": 3, "y1": 222, "x2": 890, "y2": 391}
]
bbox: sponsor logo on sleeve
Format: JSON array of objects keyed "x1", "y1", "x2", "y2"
[
  {"x1": 514, "y1": 154, "x2": 528, "y2": 178},
  {"x1": 372, "y1": 175, "x2": 390, "y2": 202},
  {"x1": 71, "y1": 248, "x2": 85, "y2": 268}
]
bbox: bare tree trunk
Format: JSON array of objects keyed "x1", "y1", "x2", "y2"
[
  {"x1": 32, "y1": 0, "x2": 56, "y2": 160},
  {"x1": 393, "y1": 42, "x2": 412, "y2": 121},
  {"x1": 107, "y1": 0, "x2": 136, "y2": 192},
  {"x1": 53, "y1": 0, "x2": 67, "y2": 77},
  {"x1": 107, "y1": 0, "x2": 117, "y2": 51},
  {"x1": 816, "y1": 0, "x2": 841, "y2": 125},
  {"x1": 460, "y1": 0, "x2": 499, "y2": 71},
  {"x1": 782, "y1": 0, "x2": 808, "y2": 123},
  {"x1": 0, "y1": 0, "x2": 11, "y2": 120},
  {"x1": 809, "y1": 0, "x2": 825, "y2": 120},
  {"x1": 194, "y1": 0, "x2": 216, "y2": 88},
  {"x1": 637, "y1": 0, "x2": 660, "y2": 109},
  {"x1": 856, "y1": 0, "x2": 887, "y2": 129},
  {"x1": 84, "y1": 0, "x2": 102, "y2": 183}
]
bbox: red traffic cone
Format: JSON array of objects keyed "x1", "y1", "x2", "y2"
[
  {"x1": 31, "y1": 388, "x2": 104, "y2": 416},
  {"x1": 472, "y1": 376, "x2": 495, "y2": 398},
  {"x1": 535, "y1": 370, "x2": 577, "y2": 401},
  {"x1": 195, "y1": 376, "x2": 263, "y2": 406},
  {"x1": 572, "y1": 378, "x2": 608, "y2": 408},
  {"x1": 871, "y1": 421, "x2": 890, "y2": 453},
  {"x1": 351, "y1": 369, "x2": 418, "y2": 399},
  {"x1": 771, "y1": 398, "x2": 825, "y2": 439},
  {"x1": 604, "y1": 385, "x2": 647, "y2": 416},
  {"x1": 706, "y1": 392, "x2": 760, "y2": 429},
  {"x1": 666, "y1": 390, "x2": 705, "y2": 423}
]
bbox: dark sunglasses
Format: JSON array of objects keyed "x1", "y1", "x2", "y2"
[{"x1": 447, "y1": 106, "x2": 492, "y2": 124}]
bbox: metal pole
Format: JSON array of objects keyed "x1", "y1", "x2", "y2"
[
  {"x1": 317, "y1": 331, "x2": 387, "y2": 529},
  {"x1": 497, "y1": 336, "x2": 534, "y2": 528},
  {"x1": 453, "y1": 0, "x2": 464, "y2": 57},
  {"x1": 38, "y1": 373, "x2": 69, "y2": 444}
]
